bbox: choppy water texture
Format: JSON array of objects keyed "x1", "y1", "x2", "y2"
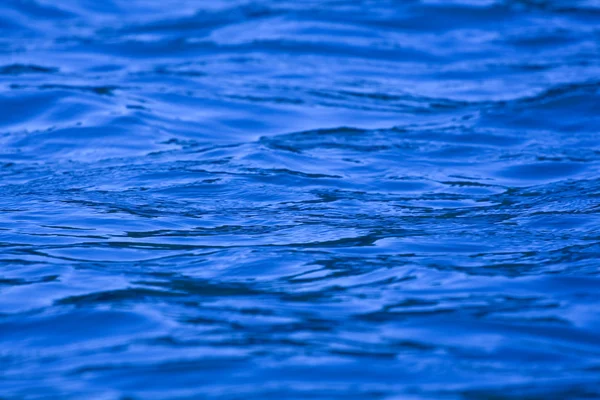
[{"x1": 1, "y1": 0, "x2": 600, "y2": 399}]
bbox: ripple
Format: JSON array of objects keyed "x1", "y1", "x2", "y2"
[
  {"x1": 0, "y1": 309, "x2": 163, "y2": 349},
  {"x1": 498, "y1": 162, "x2": 588, "y2": 182}
]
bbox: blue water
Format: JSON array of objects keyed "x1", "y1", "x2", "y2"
[{"x1": 1, "y1": 0, "x2": 600, "y2": 398}]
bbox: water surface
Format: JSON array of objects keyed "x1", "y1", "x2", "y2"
[{"x1": 1, "y1": 1, "x2": 600, "y2": 399}]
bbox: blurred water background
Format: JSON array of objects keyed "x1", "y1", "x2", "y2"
[{"x1": 1, "y1": 0, "x2": 600, "y2": 399}]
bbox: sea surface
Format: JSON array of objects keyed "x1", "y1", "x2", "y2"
[{"x1": 1, "y1": 1, "x2": 600, "y2": 399}]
